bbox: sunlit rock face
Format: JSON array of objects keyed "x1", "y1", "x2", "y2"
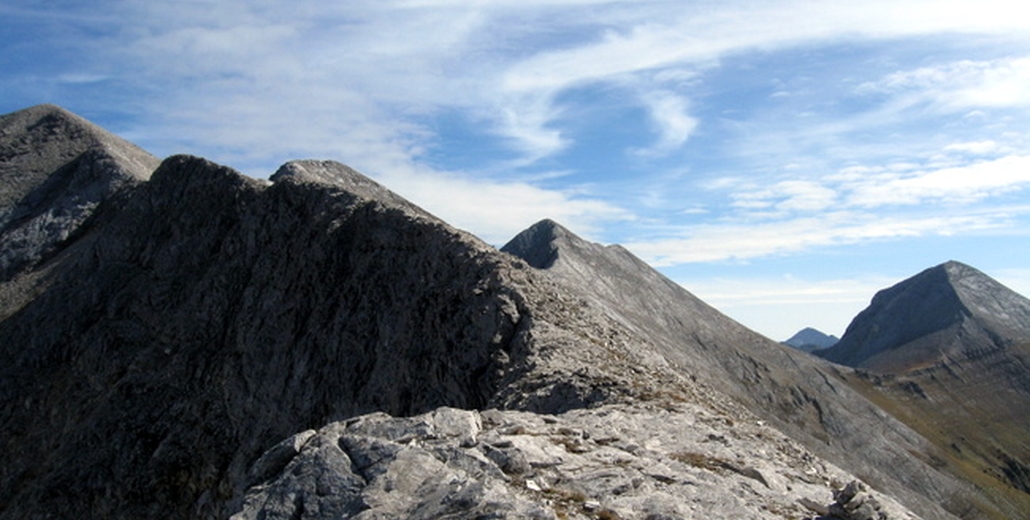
[{"x1": 0, "y1": 104, "x2": 158, "y2": 281}]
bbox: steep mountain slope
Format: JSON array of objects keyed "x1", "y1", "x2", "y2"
[
  {"x1": 502, "y1": 220, "x2": 1006, "y2": 520},
  {"x1": 816, "y1": 261, "x2": 1030, "y2": 515},
  {"x1": 785, "y1": 327, "x2": 839, "y2": 351},
  {"x1": 0, "y1": 104, "x2": 158, "y2": 282},
  {"x1": 819, "y1": 261, "x2": 1030, "y2": 372},
  {"x1": 0, "y1": 155, "x2": 547, "y2": 519}
]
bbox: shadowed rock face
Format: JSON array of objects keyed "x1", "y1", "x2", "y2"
[{"x1": 0, "y1": 155, "x2": 545, "y2": 519}]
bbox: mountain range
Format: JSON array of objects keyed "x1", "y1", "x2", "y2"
[{"x1": 1, "y1": 104, "x2": 1028, "y2": 520}]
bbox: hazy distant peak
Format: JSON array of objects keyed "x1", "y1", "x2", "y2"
[{"x1": 783, "y1": 327, "x2": 838, "y2": 351}]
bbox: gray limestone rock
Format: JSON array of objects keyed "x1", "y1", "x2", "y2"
[
  {"x1": 819, "y1": 261, "x2": 1030, "y2": 372},
  {"x1": 235, "y1": 405, "x2": 919, "y2": 520},
  {"x1": 816, "y1": 261, "x2": 1030, "y2": 510}
]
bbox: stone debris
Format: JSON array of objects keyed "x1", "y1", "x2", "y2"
[
  {"x1": 234, "y1": 405, "x2": 919, "y2": 520},
  {"x1": 799, "y1": 480, "x2": 889, "y2": 520}
]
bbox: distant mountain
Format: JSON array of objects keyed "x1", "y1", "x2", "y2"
[
  {"x1": 818, "y1": 261, "x2": 1030, "y2": 373},
  {"x1": 819, "y1": 261, "x2": 1030, "y2": 507},
  {"x1": 784, "y1": 327, "x2": 838, "y2": 352}
]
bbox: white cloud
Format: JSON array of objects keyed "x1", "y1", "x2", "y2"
[
  {"x1": 8, "y1": 0, "x2": 1030, "y2": 263},
  {"x1": 944, "y1": 140, "x2": 1000, "y2": 155},
  {"x1": 721, "y1": 154, "x2": 1030, "y2": 217},
  {"x1": 673, "y1": 274, "x2": 897, "y2": 339},
  {"x1": 731, "y1": 180, "x2": 838, "y2": 213},
  {"x1": 631, "y1": 154, "x2": 1030, "y2": 264},
  {"x1": 374, "y1": 164, "x2": 631, "y2": 245},
  {"x1": 842, "y1": 155, "x2": 1030, "y2": 207},
  {"x1": 488, "y1": 1, "x2": 1030, "y2": 157},
  {"x1": 633, "y1": 90, "x2": 698, "y2": 156},
  {"x1": 861, "y1": 57, "x2": 1030, "y2": 110},
  {"x1": 625, "y1": 211, "x2": 1009, "y2": 265}
]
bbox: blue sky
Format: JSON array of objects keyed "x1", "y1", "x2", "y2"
[{"x1": 4, "y1": 0, "x2": 1030, "y2": 340}]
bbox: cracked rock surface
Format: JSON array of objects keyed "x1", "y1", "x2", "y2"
[{"x1": 234, "y1": 405, "x2": 917, "y2": 520}]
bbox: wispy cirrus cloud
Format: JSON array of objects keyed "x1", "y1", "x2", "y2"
[
  {"x1": 6, "y1": 1, "x2": 1030, "y2": 251},
  {"x1": 860, "y1": 57, "x2": 1030, "y2": 110},
  {"x1": 626, "y1": 210, "x2": 1011, "y2": 265},
  {"x1": 629, "y1": 150, "x2": 1030, "y2": 265},
  {"x1": 839, "y1": 155, "x2": 1030, "y2": 207}
]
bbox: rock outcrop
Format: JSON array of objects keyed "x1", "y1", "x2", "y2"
[{"x1": 235, "y1": 404, "x2": 917, "y2": 520}]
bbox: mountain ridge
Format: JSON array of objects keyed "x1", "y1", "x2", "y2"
[
  {"x1": 814, "y1": 260, "x2": 1030, "y2": 509},
  {"x1": 1, "y1": 104, "x2": 1023, "y2": 519},
  {"x1": 0, "y1": 104, "x2": 159, "y2": 281},
  {"x1": 502, "y1": 218, "x2": 990, "y2": 520}
]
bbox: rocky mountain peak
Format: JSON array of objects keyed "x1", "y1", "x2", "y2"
[
  {"x1": 499, "y1": 218, "x2": 569, "y2": 268},
  {"x1": 270, "y1": 159, "x2": 444, "y2": 225},
  {"x1": 0, "y1": 104, "x2": 160, "y2": 280},
  {"x1": 817, "y1": 261, "x2": 1030, "y2": 506},
  {"x1": 3, "y1": 106, "x2": 1016, "y2": 520},
  {"x1": 818, "y1": 260, "x2": 1030, "y2": 372}
]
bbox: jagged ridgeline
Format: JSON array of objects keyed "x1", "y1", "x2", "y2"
[{"x1": 0, "y1": 105, "x2": 1024, "y2": 520}]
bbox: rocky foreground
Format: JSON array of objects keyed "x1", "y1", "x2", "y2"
[{"x1": 234, "y1": 404, "x2": 911, "y2": 520}]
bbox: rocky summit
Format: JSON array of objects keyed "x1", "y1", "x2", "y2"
[
  {"x1": 0, "y1": 105, "x2": 1026, "y2": 520},
  {"x1": 819, "y1": 261, "x2": 1030, "y2": 373}
]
